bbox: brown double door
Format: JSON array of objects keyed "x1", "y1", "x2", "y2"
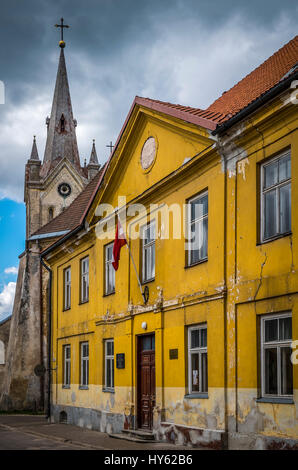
[{"x1": 137, "y1": 334, "x2": 155, "y2": 430}]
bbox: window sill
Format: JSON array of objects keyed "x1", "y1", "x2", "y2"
[
  {"x1": 256, "y1": 397, "x2": 294, "y2": 404},
  {"x1": 102, "y1": 388, "x2": 115, "y2": 393},
  {"x1": 79, "y1": 300, "x2": 89, "y2": 305},
  {"x1": 79, "y1": 385, "x2": 89, "y2": 390},
  {"x1": 62, "y1": 307, "x2": 71, "y2": 312},
  {"x1": 184, "y1": 393, "x2": 208, "y2": 399},
  {"x1": 184, "y1": 258, "x2": 208, "y2": 269},
  {"x1": 257, "y1": 231, "x2": 292, "y2": 246},
  {"x1": 141, "y1": 277, "x2": 155, "y2": 286},
  {"x1": 62, "y1": 385, "x2": 70, "y2": 389},
  {"x1": 103, "y1": 291, "x2": 115, "y2": 298}
]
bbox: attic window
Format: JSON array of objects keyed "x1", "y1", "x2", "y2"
[{"x1": 60, "y1": 114, "x2": 65, "y2": 132}]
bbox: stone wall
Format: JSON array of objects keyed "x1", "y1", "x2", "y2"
[
  {"x1": 0, "y1": 317, "x2": 11, "y2": 388},
  {"x1": 0, "y1": 245, "x2": 44, "y2": 411}
]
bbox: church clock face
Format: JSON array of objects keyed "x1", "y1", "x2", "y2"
[
  {"x1": 58, "y1": 182, "x2": 72, "y2": 198},
  {"x1": 140, "y1": 137, "x2": 156, "y2": 170}
]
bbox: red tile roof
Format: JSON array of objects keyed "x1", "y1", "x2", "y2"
[
  {"x1": 134, "y1": 97, "x2": 219, "y2": 129},
  {"x1": 32, "y1": 166, "x2": 105, "y2": 237},
  {"x1": 38, "y1": 35, "x2": 298, "y2": 244},
  {"x1": 206, "y1": 35, "x2": 298, "y2": 122},
  {"x1": 138, "y1": 35, "x2": 298, "y2": 126}
]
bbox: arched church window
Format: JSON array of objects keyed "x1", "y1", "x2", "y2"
[
  {"x1": 49, "y1": 207, "x2": 54, "y2": 221},
  {"x1": 60, "y1": 114, "x2": 65, "y2": 132},
  {"x1": 0, "y1": 340, "x2": 5, "y2": 365}
]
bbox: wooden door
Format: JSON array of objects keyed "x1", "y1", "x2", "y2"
[{"x1": 137, "y1": 334, "x2": 155, "y2": 430}]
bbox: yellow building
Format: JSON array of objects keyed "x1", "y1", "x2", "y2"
[{"x1": 39, "y1": 36, "x2": 298, "y2": 449}]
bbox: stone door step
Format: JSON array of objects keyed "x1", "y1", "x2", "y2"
[
  {"x1": 109, "y1": 429, "x2": 155, "y2": 443},
  {"x1": 122, "y1": 429, "x2": 155, "y2": 440}
]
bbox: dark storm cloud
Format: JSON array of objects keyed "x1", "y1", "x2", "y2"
[{"x1": 0, "y1": 0, "x2": 297, "y2": 200}]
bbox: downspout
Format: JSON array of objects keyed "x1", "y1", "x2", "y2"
[
  {"x1": 223, "y1": 150, "x2": 229, "y2": 448},
  {"x1": 39, "y1": 245, "x2": 44, "y2": 411},
  {"x1": 40, "y1": 256, "x2": 52, "y2": 421}
]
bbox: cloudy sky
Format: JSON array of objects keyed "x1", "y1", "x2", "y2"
[{"x1": 0, "y1": 0, "x2": 297, "y2": 320}]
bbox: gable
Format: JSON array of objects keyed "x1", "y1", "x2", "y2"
[{"x1": 95, "y1": 105, "x2": 215, "y2": 212}]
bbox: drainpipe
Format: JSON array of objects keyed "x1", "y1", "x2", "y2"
[
  {"x1": 223, "y1": 152, "x2": 229, "y2": 447},
  {"x1": 40, "y1": 256, "x2": 52, "y2": 421},
  {"x1": 39, "y1": 244, "x2": 44, "y2": 412}
]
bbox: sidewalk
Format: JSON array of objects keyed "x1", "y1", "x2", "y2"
[{"x1": 0, "y1": 414, "x2": 199, "y2": 450}]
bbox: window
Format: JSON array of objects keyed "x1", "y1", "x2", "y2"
[
  {"x1": 49, "y1": 207, "x2": 54, "y2": 221},
  {"x1": 188, "y1": 325, "x2": 208, "y2": 395},
  {"x1": 64, "y1": 267, "x2": 71, "y2": 310},
  {"x1": 60, "y1": 113, "x2": 65, "y2": 132},
  {"x1": 187, "y1": 192, "x2": 208, "y2": 266},
  {"x1": 105, "y1": 243, "x2": 115, "y2": 295},
  {"x1": 141, "y1": 221, "x2": 155, "y2": 283},
  {"x1": 80, "y1": 257, "x2": 89, "y2": 303},
  {"x1": 104, "y1": 339, "x2": 114, "y2": 390},
  {"x1": 261, "y1": 151, "x2": 291, "y2": 241},
  {"x1": 63, "y1": 345, "x2": 71, "y2": 387},
  {"x1": 80, "y1": 342, "x2": 89, "y2": 388},
  {"x1": 261, "y1": 313, "x2": 293, "y2": 397}
]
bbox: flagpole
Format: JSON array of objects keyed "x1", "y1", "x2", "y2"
[
  {"x1": 117, "y1": 218, "x2": 147, "y2": 304},
  {"x1": 125, "y1": 242, "x2": 147, "y2": 304}
]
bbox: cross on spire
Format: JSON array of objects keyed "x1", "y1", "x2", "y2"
[
  {"x1": 106, "y1": 141, "x2": 114, "y2": 154},
  {"x1": 55, "y1": 18, "x2": 69, "y2": 47}
]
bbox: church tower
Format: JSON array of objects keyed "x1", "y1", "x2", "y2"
[
  {"x1": 24, "y1": 28, "x2": 95, "y2": 239},
  {"x1": 0, "y1": 21, "x2": 100, "y2": 412}
]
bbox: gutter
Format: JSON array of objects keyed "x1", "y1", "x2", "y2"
[
  {"x1": 28, "y1": 230, "x2": 70, "y2": 241},
  {"x1": 40, "y1": 256, "x2": 52, "y2": 421},
  {"x1": 213, "y1": 71, "x2": 298, "y2": 136}
]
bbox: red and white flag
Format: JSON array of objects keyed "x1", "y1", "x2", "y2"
[{"x1": 112, "y1": 218, "x2": 127, "y2": 271}]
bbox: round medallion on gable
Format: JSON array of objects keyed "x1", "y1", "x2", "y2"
[
  {"x1": 140, "y1": 137, "x2": 156, "y2": 171},
  {"x1": 58, "y1": 182, "x2": 72, "y2": 198}
]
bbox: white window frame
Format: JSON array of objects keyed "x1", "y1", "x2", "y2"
[
  {"x1": 64, "y1": 267, "x2": 71, "y2": 310},
  {"x1": 80, "y1": 341, "x2": 89, "y2": 388},
  {"x1": 105, "y1": 243, "x2": 115, "y2": 295},
  {"x1": 187, "y1": 191, "x2": 208, "y2": 266},
  {"x1": 141, "y1": 220, "x2": 156, "y2": 283},
  {"x1": 260, "y1": 151, "x2": 291, "y2": 242},
  {"x1": 63, "y1": 344, "x2": 71, "y2": 387},
  {"x1": 80, "y1": 256, "x2": 89, "y2": 303},
  {"x1": 104, "y1": 339, "x2": 114, "y2": 391},
  {"x1": 188, "y1": 324, "x2": 208, "y2": 395},
  {"x1": 261, "y1": 312, "x2": 293, "y2": 398}
]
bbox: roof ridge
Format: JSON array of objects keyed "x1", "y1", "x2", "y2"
[
  {"x1": 137, "y1": 96, "x2": 205, "y2": 112},
  {"x1": 207, "y1": 34, "x2": 298, "y2": 117},
  {"x1": 219, "y1": 36, "x2": 298, "y2": 94}
]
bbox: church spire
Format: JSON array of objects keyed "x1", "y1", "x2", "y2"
[
  {"x1": 30, "y1": 135, "x2": 39, "y2": 160},
  {"x1": 89, "y1": 139, "x2": 99, "y2": 165},
  {"x1": 87, "y1": 139, "x2": 100, "y2": 180},
  {"x1": 42, "y1": 41, "x2": 80, "y2": 175}
]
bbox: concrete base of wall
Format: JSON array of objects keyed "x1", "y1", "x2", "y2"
[
  {"x1": 228, "y1": 432, "x2": 298, "y2": 450},
  {"x1": 50, "y1": 407, "x2": 298, "y2": 450},
  {"x1": 154, "y1": 422, "x2": 227, "y2": 449},
  {"x1": 51, "y1": 404, "x2": 124, "y2": 434}
]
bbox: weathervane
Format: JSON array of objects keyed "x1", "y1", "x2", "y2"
[{"x1": 55, "y1": 18, "x2": 70, "y2": 48}]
